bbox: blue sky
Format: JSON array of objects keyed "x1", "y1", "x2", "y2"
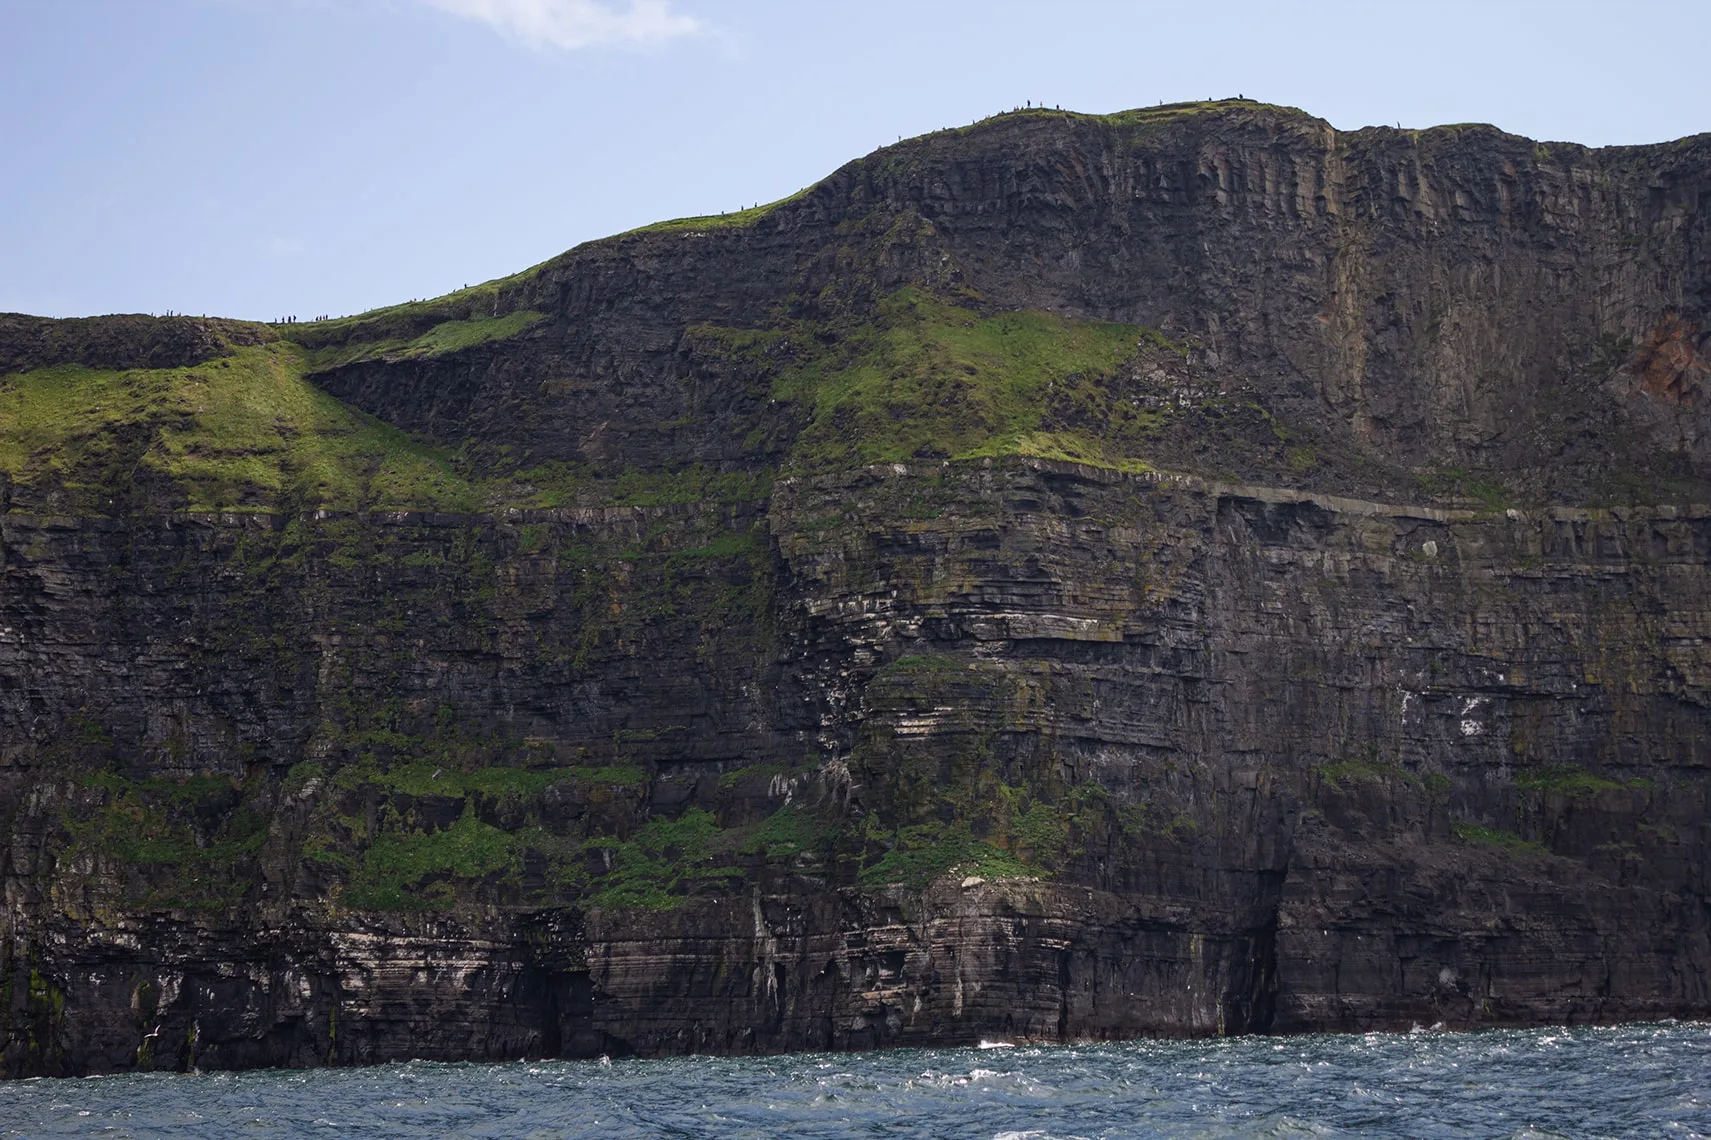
[{"x1": 3, "y1": 0, "x2": 1708, "y2": 322}]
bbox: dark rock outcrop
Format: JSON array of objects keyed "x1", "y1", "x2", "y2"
[{"x1": 1, "y1": 101, "x2": 1709, "y2": 1075}]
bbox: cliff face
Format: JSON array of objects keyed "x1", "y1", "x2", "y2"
[{"x1": 2, "y1": 101, "x2": 1709, "y2": 1075}]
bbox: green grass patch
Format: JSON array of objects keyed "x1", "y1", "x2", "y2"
[
  {"x1": 280, "y1": 262, "x2": 548, "y2": 350},
  {"x1": 733, "y1": 805, "x2": 834, "y2": 861},
  {"x1": 347, "y1": 759, "x2": 571, "y2": 800},
  {"x1": 1092, "y1": 99, "x2": 1285, "y2": 129},
  {"x1": 858, "y1": 821, "x2": 1032, "y2": 887},
  {"x1": 1063, "y1": 781, "x2": 1196, "y2": 843},
  {"x1": 622, "y1": 184, "x2": 816, "y2": 237},
  {"x1": 1453, "y1": 820, "x2": 1546, "y2": 854},
  {"x1": 716, "y1": 762, "x2": 787, "y2": 792},
  {"x1": 60, "y1": 771, "x2": 267, "y2": 909},
  {"x1": 882, "y1": 654, "x2": 964, "y2": 677},
  {"x1": 517, "y1": 523, "x2": 548, "y2": 553},
  {"x1": 579, "y1": 808, "x2": 741, "y2": 911},
  {"x1": 305, "y1": 311, "x2": 546, "y2": 369},
  {"x1": 1515, "y1": 765, "x2": 1648, "y2": 796},
  {"x1": 1315, "y1": 757, "x2": 1420, "y2": 790},
  {"x1": 406, "y1": 310, "x2": 544, "y2": 354},
  {"x1": 282, "y1": 760, "x2": 325, "y2": 795},
  {"x1": 572, "y1": 803, "x2": 835, "y2": 911},
  {"x1": 344, "y1": 809, "x2": 519, "y2": 911},
  {"x1": 999, "y1": 797, "x2": 1073, "y2": 864},
  {"x1": 0, "y1": 344, "x2": 479, "y2": 511},
  {"x1": 764, "y1": 289, "x2": 1155, "y2": 473}
]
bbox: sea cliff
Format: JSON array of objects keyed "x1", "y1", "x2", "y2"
[{"x1": 2, "y1": 101, "x2": 1708, "y2": 1074}]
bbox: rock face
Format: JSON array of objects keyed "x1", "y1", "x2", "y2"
[{"x1": 1, "y1": 101, "x2": 1709, "y2": 1075}]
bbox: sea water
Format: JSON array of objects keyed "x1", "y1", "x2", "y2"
[{"x1": 1, "y1": 1022, "x2": 1707, "y2": 1138}]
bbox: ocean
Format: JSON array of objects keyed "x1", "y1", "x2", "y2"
[{"x1": 2, "y1": 1022, "x2": 1706, "y2": 1137}]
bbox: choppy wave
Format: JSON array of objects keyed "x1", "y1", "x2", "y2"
[{"x1": 1, "y1": 1022, "x2": 1708, "y2": 1137}]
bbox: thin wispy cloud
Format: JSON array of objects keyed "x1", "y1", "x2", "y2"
[{"x1": 419, "y1": 0, "x2": 702, "y2": 50}]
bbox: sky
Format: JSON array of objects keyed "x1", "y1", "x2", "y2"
[{"x1": 3, "y1": 0, "x2": 1708, "y2": 322}]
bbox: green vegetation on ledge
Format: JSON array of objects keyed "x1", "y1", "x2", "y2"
[
  {"x1": 1516, "y1": 765, "x2": 1650, "y2": 796},
  {"x1": 344, "y1": 809, "x2": 521, "y2": 911},
  {"x1": 303, "y1": 310, "x2": 546, "y2": 370},
  {"x1": 60, "y1": 771, "x2": 269, "y2": 912},
  {"x1": 622, "y1": 184, "x2": 817, "y2": 237},
  {"x1": 0, "y1": 342, "x2": 477, "y2": 512},
  {"x1": 703, "y1": 287, "x2": 1169, "y2": 475},
  {"x1": 857, "y1": 821, "x2": 1032, "y2": 887},
  {"x1": 1453, "y1": 821, "x2": 1547, "y2": 854}
]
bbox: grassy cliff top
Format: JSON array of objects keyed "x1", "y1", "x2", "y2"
[{"x1": 0, "y1": 341, "x2": 477, "y2": 513}]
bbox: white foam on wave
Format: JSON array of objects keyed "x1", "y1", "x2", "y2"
[
  {"x1": 978, "y1": 1039, "x2": 1015, "y2": 1050},
  {"x1": 913, "y1": 1066, "x2": 1031, "y2": 1090}
]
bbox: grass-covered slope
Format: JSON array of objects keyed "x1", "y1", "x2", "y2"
[
  {"x1": 750, "y1": 288, "x2": 1160, "y2": 473},
  {"x1": 0, "y1": 340, "x2": 477, "y2": 512},
  {"x1": 300, "y1": 309, "x2": 546, "y2": 371}
]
